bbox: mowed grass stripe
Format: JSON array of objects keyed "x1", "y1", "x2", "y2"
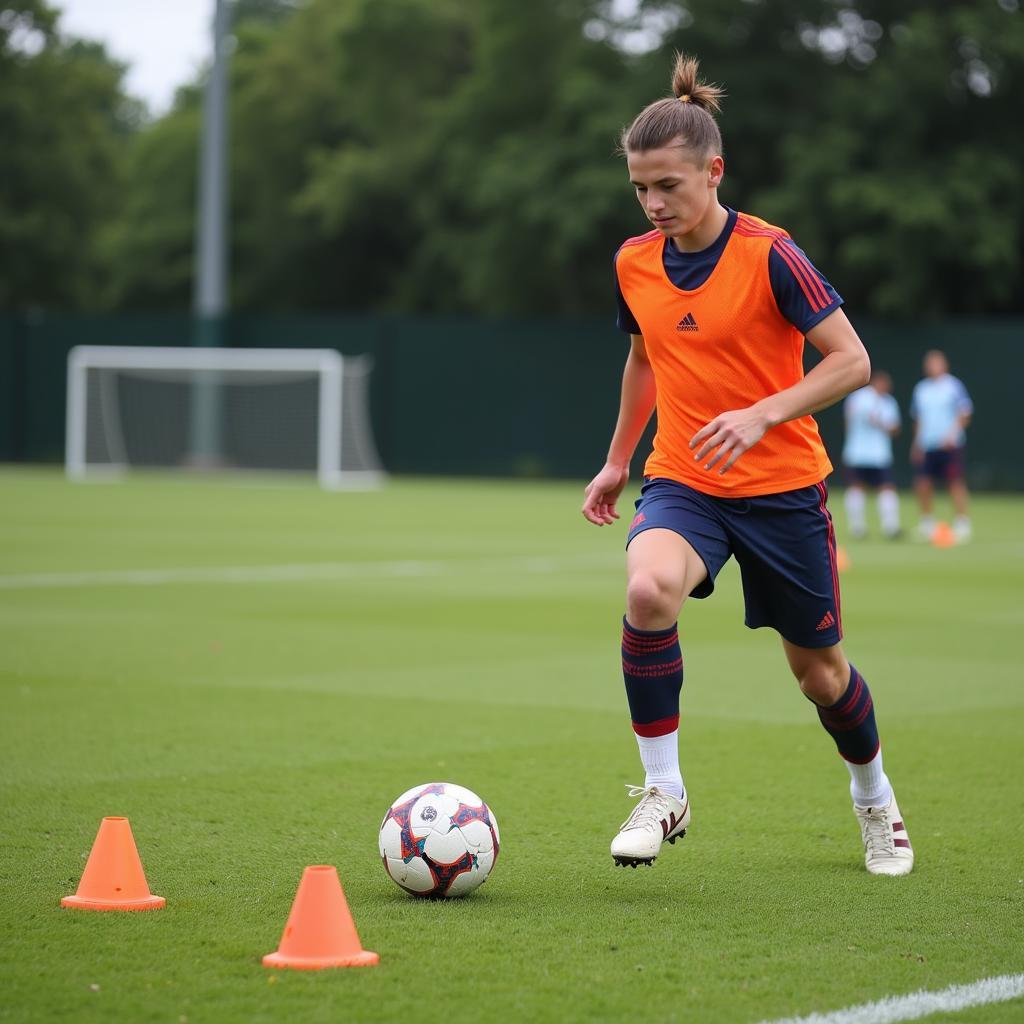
[{"x1": 0, "y1": 553, "x2": 619, "y2": 589}]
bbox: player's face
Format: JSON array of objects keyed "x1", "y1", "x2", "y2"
[
  {"x1": 924, "y1": 351, "x2": 948, "y2": 378},
  {"x1": 627, "y1": 145, "x2": 723, "y2": 240}
]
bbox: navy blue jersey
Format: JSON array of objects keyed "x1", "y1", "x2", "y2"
[{"x1": 615, "y1": 207, "x2": 842, "y2": 337}]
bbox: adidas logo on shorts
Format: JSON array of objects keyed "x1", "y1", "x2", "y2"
[{"x1": 676, "y1": 313, "x2": 699, "y2": 332}]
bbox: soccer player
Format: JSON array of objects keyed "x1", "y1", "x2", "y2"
[
  {"x1": 842, "y1": 370, "x2": 902, "y2": 539},
  {"x1": 581, "y1": 55, "x2": 913, "y2": 876},
  {"x1": 910, "y1": 350, "x2": 973, "y2": 542}
]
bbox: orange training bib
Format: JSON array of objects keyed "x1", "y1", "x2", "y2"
[{"x1": 614, "y1": 212, "x2": 833, "y2": 497}]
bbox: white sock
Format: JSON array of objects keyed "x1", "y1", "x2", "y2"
[
  {"x1": 878, "y1": 489, "x2": 900, "y2": 535},
  {"x1": 844, "y1": 487, "x2": 867, "y2": 534},
  {"x1": 847, "y1": 748, "x2": 892, "y2": 808},
  {"x1": 636, "y1": 731, "x2": 683, "y2": 799}
]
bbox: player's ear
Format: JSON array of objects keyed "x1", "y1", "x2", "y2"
[{"x1": 708, "y1": 155, "x2": 724, "y2": 188}]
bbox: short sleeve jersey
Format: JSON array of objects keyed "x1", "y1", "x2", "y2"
[
  {"x1": 613, "y1": 210, "x2": 840, "y2": 497},
  {"x1": 910, "y1": 374, "x2": 973, "y2": 451},
  {"x1": 842, "y1": 386, "x2": 900, "y2": 468}
]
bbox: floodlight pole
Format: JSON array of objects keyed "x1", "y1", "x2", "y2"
[{"x1": 189, "y1": 0, "x2": 232, "y2": 466}]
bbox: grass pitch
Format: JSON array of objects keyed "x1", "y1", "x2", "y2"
[{"x1": 1, "y1": 469, "x2": 1022, "y2": 1024}]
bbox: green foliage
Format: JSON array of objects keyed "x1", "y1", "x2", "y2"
[
  {"x1": 98, "y1": 105, "x2": 201, "y2": 309},
  {"x1": 0, "y1": 1, "x2": 136, "y2": 309},
  {"x1": 743, "y1": 1, "x2": 1024, "y2": 316},
  {"x1": 6, "y1": 0, "x2": 1024, "y2": 316}
]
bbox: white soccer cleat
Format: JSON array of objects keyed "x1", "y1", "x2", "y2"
[
  {"x1": 954, "y1": 519, "x2": 972, "y2": 542},
  {"x1": 610, "y1": 785, "x2": 689, "y2": 867},
  {"x1": 855, "y1": 794, "x2": 914, "y2": 876}
]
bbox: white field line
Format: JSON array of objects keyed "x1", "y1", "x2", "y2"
[
  {"x1": 0, "y1": 555, "x2": 608, "y2": 590},
  {"x1": 756, "y1": 972, "x2": 1024, "y2": 1024}
]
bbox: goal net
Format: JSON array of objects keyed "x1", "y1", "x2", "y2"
[{"x1": 65, "y1": 346, "x2": 385, "y2": 489}]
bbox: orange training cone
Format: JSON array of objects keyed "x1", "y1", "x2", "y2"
[
  {"x1": 932, "y1": 521, "x2": 957, "y2": 548},
  {"x1": 835, "y1": 545, "x2": 851, "y2": 573},
  {"x1": 61, "y1": 817, "x2": 165, "y2": 911},
  {"x1": 263, "y1": 865, "x2": 379, "y2": 970}
]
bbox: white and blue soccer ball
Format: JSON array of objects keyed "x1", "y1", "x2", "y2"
[{"x1": 378, "y1": 782, "x2": 500, "y2": 898}]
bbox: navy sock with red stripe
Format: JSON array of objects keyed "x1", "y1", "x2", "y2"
[
  {"x1": 621, "y1": 618, "x2": 683, "y2": 737},
  {"x1": 621, "y1": 617, "x2": 685, "y2": 797},
  {"x1": 814, "y1": 664, "x2": 879, "y2": 765}
]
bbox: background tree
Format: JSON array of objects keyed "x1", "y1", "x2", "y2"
[
  {"x1": 8, "y1": 0, "x2": 1024, "y2": 318},
  {"x1": 0, "y1": 1, "x2": 138, "y2": 309}
]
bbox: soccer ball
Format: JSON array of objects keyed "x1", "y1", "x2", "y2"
[{"x1": 378, "y1": 782, "x2": 500, "y2": 898}]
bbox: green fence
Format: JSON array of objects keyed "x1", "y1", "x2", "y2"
[{"x1": 1, "y1": 311, "x2": 1020, "y2": 489}]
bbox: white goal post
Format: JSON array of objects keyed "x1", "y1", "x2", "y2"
[{"x1": 65, "y1": 346, "x2": 385, "y2": 489}]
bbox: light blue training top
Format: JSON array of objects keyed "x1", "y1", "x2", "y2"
[
  {"x1": 910, "y1": 374, "x2": 973, "y2": 451},
  {"x1": 843, "y1": 386, "x2": 900, "y2": 468}
]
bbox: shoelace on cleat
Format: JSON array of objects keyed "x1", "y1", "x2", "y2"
[
  {"x1": 619, "y1": 785, "x2": 670, "y2": 833},
  {"x1": 859, "y1": 807, "x2": 896, "y2": 858}
]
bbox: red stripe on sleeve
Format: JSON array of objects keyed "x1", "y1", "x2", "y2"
[
  {"x1": 618, "y1": 229, "x2": 663, "y2": 250},
  {"x1": 772, "y1": 239, "x2": 825, "y2": 313},
  {"x1": 776, "y1": 238, "x2": 830, "y2": 309}
]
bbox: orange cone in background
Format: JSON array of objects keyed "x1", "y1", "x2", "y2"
[
  {"x1": 932, "y1": 521, "x2": 957, "y2": 548},
  {"x1": 61, "y1": 817, "x2": 165, "y2": 911},
  {"x1": 263, "y1": 865, "x2": 379, "y2": 970},
  {"x1": 836, "y1": 545, "x2": 851, "y2": 573}
]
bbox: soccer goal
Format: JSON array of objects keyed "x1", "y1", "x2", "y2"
[{"x1": 65, "y1": 346, "x2": 385, "y2": 489}]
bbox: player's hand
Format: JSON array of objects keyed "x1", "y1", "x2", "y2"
[
  {"x1": 910, "y1": 443, "x2": 923, "y2": 466},
  {"x1": 689, "y1": 406, "x2": 771, "y2": 475},
  {"x1": 582, "y1": 462, "x2": 630, "y2": 526}
]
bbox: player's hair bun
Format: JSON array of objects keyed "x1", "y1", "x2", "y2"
[
  {"x1": 671, "y1": 53, "x2": 724, "y2": 114},
  {"x1": 620, "y1": 53, "x2": 725, "y2": 156}
]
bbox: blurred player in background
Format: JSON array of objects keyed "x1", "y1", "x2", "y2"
[
  {"x1": 842, "y1": 370, "x2": 902, "y2": 539},
  {"x1": 582, "y1": 54, "x2": 913, "y2": 877},
  {"x1": 911, "y1": 350, "x2": 973, "y2": 542}
]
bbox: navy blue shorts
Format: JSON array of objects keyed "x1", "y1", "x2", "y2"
[
  {"x1": 916, "y1": 447, "x2": 965, "y2": 483},
  {"x1": 626, "y1": 478, "x2": 842, "y2": 649},
  {"x1": 844, "y1": 465, "x2": 893, "y2": 488}
]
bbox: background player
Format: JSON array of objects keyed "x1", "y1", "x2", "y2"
[
  {"x1": 842, "y1": 370, "x2": 902, "y2": 539},
  {"x1": 911, "y1": 350, "x2": 973, "y2": 542},
  {"x1": 582, "y1": 54, "x2": 913, "y2": 877}
]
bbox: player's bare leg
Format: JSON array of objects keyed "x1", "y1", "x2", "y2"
[
  {"x1": 612, "y1": 529, "x2": 706, "y2": 867},
  {"x1": 625, "y1": 528, "x2": 704, "y2": 630},
  {"x1": 783, "y1": 640, "x2": 913, "y2": 876},
  {"x1": 950, "y1": 477, "x2": 971, "y2": 541},
  {"x1": 783, "y1": 640, "x2": 848, "y2": 704},
  {"x1": 914, "y1": 475, "x2": 935, "y2": 539}
]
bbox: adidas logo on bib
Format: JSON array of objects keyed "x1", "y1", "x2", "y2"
[{"x1": 676, "y1": 313, "x2": 699, "y2": 332}]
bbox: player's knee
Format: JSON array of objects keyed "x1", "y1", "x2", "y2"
[
  {"x1": 795, "y1": 659, "x2": 848, "y2": 705},
  {"x1": 626, "y1": 571, "x2": 681, "y2": 630}
]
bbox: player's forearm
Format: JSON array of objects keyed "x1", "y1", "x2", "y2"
[
  {"x1": 756, "y1": 348, "x2": 870, "y2": 430},
  {"x1": 607, "y1": 350, "x2": 657, "y2": 468}
]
